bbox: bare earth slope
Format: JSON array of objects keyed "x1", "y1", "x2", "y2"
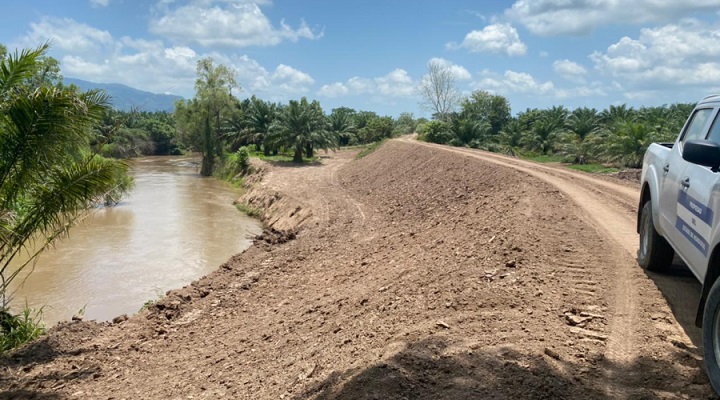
[{"x1": 0, "y1": 140, "x2": 713, "y2": 399}]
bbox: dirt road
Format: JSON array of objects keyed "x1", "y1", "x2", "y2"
[{"x1": 0, "y1": 139, "x2": 714, "y2": 399}]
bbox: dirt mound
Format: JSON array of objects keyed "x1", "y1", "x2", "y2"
[{"x1": 0, "y1": 141, "x2": 711, "y2": 399}]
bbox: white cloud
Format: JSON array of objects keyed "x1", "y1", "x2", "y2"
[
  {"x1": 473, "y1": 70, "x2": 605, "y2": 99},
  {"x1": 448, "y1": 23, "x2": 526, "y2": 56},
  {"x1": 553, "y1": 59, "x2": 588, "y2": 83},
  {"x1": 317, "y1": 69, "x2": 417, "y2": 98},
  {"x1": 507, "y1": 0, "x2": 720, "y2": 36},
  {"x1": 590, "y1": 19, "x2": 720, "y2": 89},
  {"x1": 269, "y1": 64, "x2": 315, "y2": 94},
  {"x1": 149, "y1": 2, "x2": 322, "y2": 47},
  {"x1": 17, "y1": 17, "x2": 113, "y2": 53},
  {"x1": 376, "y1": 69, "x2": 415, "y2": 96},
  {"x1": 89, "y1": 0, "x2": 110, "y2": 7},
  {"x1": 318, "y1": 82, "x2": 349, "y2": 97},
  {"x1": 13, "y1": 16, "x2": 314, "y2": 101},
  {"x1": 428, "y1": 58, "x2": 472, "y2": 81},
  {"x1": 479, "y1": 70, "x2": 554, "y2": 95}
]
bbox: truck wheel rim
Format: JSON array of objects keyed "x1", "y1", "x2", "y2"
[
  {"x1": 715, "y1": 306, "x2": 720, "y2": 365},
  {"x1": 640, "y1": 210, "x2": 650, "y2": 259}
]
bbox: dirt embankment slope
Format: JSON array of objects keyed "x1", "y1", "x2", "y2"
[{"x1": 0, "y1": 140, "x2": 713, "y2": 399}]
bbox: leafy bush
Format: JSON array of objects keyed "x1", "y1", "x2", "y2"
[
  {"x1": 236, "y1": 146, "x2": 250, "y2": 172},
  {"x1": 0, "y1": 307, "x2": 45, "y2": 353},
  {"x1": 217, "y1": 146, "x2": 252, "y2": 181},
  {"x1": 418, "y1": 120, "x2": 452, "y2": 144}
]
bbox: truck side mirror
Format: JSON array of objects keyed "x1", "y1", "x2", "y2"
[{"x1": 683, "y1": 140, "x2": 720, "y2": 172}]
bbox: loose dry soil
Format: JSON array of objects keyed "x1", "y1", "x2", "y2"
[{"x1": 0, "y1": 139, "x2": 715, "y2": 399}]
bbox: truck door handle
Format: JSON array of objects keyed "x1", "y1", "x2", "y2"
[
  {"x1": 681, "y1": 177, "x2": 691, "y2": 188},
  {"x1": 663, "y1": 164, "x2": 670, "y2": 173}
]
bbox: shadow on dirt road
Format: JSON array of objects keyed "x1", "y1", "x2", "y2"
[
  {"x1": 642, "y1": 256, "x2": 703, "y2": 349},
  {"x1": 297, "y1": 336, "x2": 707, "y2": 400},
  {"x1": 0, "y1": 336, "x2": 99, "y2": 398}
]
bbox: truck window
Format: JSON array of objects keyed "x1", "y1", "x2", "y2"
[
  {"x1": 682, "y1": 108, "x2": 713, "y2": 144},
  {"x1": 708, "y1": 113, "x2": 720, "y2": 144}
]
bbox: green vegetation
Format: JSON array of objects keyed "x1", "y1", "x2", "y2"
[
  {"x1": 356, "y1": 139, "x2": 388, "y2": 159},
  {"x1": 173, "y1": 57, "x2": 414, "y2": 180},
  {"x1": 0, "y1": 307, "x2": 45, "y2": 353},
  {"x1": 0, "y1": 43, "x2": 132, "y2": 351},
  {"x1": 524, "y1": 154, "x2": 566, "y2": 163},
  {"x1": 235, "y1": 203, "x2": 262, "y2": 218},
  {"x1": 418, "y1": 88, "x2": 691, "y2": 169},
  {"x1": 567, "y1": 164, "x2": 619, "y2": 174}
]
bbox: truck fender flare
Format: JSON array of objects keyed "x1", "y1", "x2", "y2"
[
  {"x1": 638, "y1": 168, "x2": 661, "y2": 234},
  {"x1": 697, "y1": 245, "x2": 720, "y2": 327}
]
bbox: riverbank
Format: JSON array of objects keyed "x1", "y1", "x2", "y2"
[
  {"x1": 0, "y1": 142, "x2": 711, "y2": 399},
  {"x1": 6, "y1": 155, "x2": 262, "y2": 326}
]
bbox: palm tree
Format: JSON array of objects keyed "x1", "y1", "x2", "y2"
[
  {"x1": 268, "y1": 98, "x2": 335, "y2": 162},
  {"x1": 595, "y1": 122, "x2": 658, "y2": 168},
  {"x1": 568, "y1": 107, "x2": 600, "y2": 141},
  {"x1": 521, "y1": 107, "x2": 567, "y2": 155},
  {"x1": 498, "y1": 119, "x2": 526, "y2": 156},
  {"x1": 328, "y1": 108, "x2": 356, "y2": 146},
  {"x1": 448, "y1": 117, "x2": 492, "y2": 148},
  {"x1": 600, "y1": 104, "x2": 636, "y2": 126},
  {"x1": 239, "y1": 96, "x2": 277, "y2": 156},
  {"x1": 0, "y1": 44, "x2": 131, "y2": 308}
]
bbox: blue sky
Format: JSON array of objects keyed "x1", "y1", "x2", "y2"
[{"x1": 2, "y1": 0, "x2": 720, "y2": 117}]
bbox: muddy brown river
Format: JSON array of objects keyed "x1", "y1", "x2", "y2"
[{"x1": 7, "y1": 156, "x2": 262, "y2": 326}]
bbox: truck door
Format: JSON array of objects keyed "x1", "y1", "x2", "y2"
[
  {"x1": 659, "y1": 108, "x2": 715, "y2": 248},
  {"x1": 677, "y1": 110, "x2": 720, "y2": 281}
]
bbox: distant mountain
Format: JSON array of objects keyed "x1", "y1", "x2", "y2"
[{"x1": 64, "y1": 78, "x2": 184, "y2": 113}]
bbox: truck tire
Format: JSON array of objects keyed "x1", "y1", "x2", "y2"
[
  {"x1": 703, "y1": 278, "x2": 720, "y2": 395},
  {"x1": 638, "y1": 200, "x2": 674, "y2": 271}
]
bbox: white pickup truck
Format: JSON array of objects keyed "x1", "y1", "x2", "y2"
[{"x1": 639, "y1": 94, "x2": 720, "y2": 393}]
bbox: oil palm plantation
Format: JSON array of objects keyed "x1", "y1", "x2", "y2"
[
  {"x1": 521, "y1": 107, "x2": 568, "y2": 155},
  {"x1": 595, "y1": 122, "x2": 658, "y2": 168},
  {"x1": 0, "y1": 44, "x2": 131, "y2": 309},
  {"x1": 234, "y1": 96, "x2": 276, "y2": 156},
  {"x1": 268, "y1": 98, "x2": 336, "y2": 162}
]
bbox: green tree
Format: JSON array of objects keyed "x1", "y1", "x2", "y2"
[
  {"x1": 521, "y1": 106, "x2": 568, "y2": 154},
  {"x1": 498, "y1": 119, "x2": 525, "y2": 156},
  {"x1": 268, "y1": 97, "x2": 335, "y2": 162},
  {"x1": 394, "y1": 112, "x2": 417, "y2": 135},
  {"x1": 194, "y1": 58, "x2": 237, "y2": 176},
  {"x1": 242, "y1": 96, "x2": 277, "y2": 156},
  {"x1": 419, "y1": 120, "x2": 452, "y2": 144},
  {"x1": 459, "y1": 91, "x2": 511, "y2": 135},
  {"x1": 448, "y1": 117, "x2": 492, "y2": 148},
  {"x1": 328, "y1": 107, "x2": 357, "y2": 146},
  {"x1": 142, "y1": 116, "x2": 178, "y2": 155},
  {"x1": 359, "y1": 116, "x2": 394, "y2": 143},
  {"x1": 568, "y1": 107, "x2": 600, "y2": 141},
  {"x1": 174, "y1": 98, "x2": 203, "y2": 152},
  {"x1": 353, "y1": 111, "x2": 378, "y2": 132},
  {"x1": 596, "y1": 122, "x2": 659, "y2": 168},
  {"x1": 0, "y1": 44, "x2": 131, "y2": 309},
  {"x1": 600, "y1": 104, "x2": 636, "y2": 126}
]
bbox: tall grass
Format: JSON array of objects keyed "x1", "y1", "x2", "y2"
[{"x1": 0, "y1": 306, "x2": 45, "y2": 353}]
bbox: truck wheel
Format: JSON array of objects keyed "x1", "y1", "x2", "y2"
[
  {"x1": 703, "y1": 278, "x2": 720, "y2": 395},
  {"x1": 638, "y1": 201, "x2": 674, "y2": 271}
]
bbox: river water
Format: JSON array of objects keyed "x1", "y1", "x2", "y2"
[{"x1": 7, "y1": 156, "x2": 262, "y2": 326}]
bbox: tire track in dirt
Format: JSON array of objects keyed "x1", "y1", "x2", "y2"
[{"x1": 402, "y1": 138, "x2": 691, "y2": 398}]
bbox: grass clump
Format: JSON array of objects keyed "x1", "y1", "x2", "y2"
[
  {"x1": 0, "y1": 307, "x2": 45, "y2": 353},
  {"x1": 236, "y1": 203, "x2": 262, "y2": 218},
  {"x1": 356, "y1": 139, "x2": 387, "y2": 159},
  {"x1": 249, "y1": 150, "x2": 319, "y2": 164},
  {"x1": 567, "y1": 164, "x2": 619, "y2": 174},
  {"x1": 523, "y1": 153, "x2": 566, "y2": 163}
]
